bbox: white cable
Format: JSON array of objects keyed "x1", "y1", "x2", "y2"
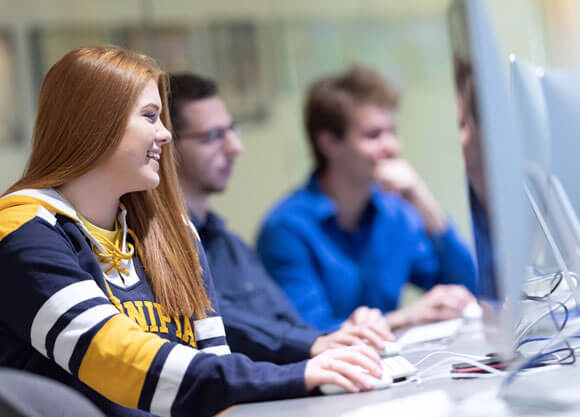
[
  {"x1": 412, "y1": 350, "x2": 488, "y2": 368},
  {"x1": 519, "y1": 363, "x2": 562, "y2": 375},
  {"x1": 510, "y1": 318, "x2": 580, "y2": 378},
  {"x1": 526, "y1": 270, "x2": 578, "y2": 287},
  {"x1": 417, "y1": 356, "x2": 504, "y2": 378},
  {"x1": 400, "y1": 343, "x2": 448, "y2": 354},
  {"x1": 521, "y1": 290, "x2": 566, "y2": 348},
  {"x1": 517, "y1": 292, "x2": 573, "y2": 340},
  {"x1": 515, "y1": 292, "x2": 574, "y2": 345},
  {"x1": 416, "y1": 372, "x2": 502, "y2": 385},
  {"x1": 516, "y1": 337, "x2": 580, "y2": 354},
  {"x1": 420, "y1": 361, "x2": 564, "y2": 385}
]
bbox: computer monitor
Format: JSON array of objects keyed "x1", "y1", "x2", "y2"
[
  {"x1": 510, "y1": 55, "x2": 580, "y2": 346},
  {"x1": 510, "y1": 57, "x2": 557, "y2": 274},
  {"x1": 510, "y1": 57, "x2": 580, "y2": 323},
  {"x1": 510, "y1": 57, "x2": 551, "y2": 176},
  {"x1": 539, "y1": 68, "x2": 580, "y2": 305},
  {"x1": 541, "y1": 69, "x2": 580, "y2": 248},
  {"x1": 447, "y1": 0, "x2": 529, "y2": 356}
]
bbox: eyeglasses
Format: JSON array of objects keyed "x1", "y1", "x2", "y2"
[{"x1": 177, "y1": 122, "x2": 241, "y2": 145}]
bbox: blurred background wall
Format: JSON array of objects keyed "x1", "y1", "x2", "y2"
[{"x1": 0, "y1": 0, "x2": 570, "y2": 249}]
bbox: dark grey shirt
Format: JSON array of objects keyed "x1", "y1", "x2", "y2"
[{"x1": 193, "y1": 211, "x2": 322, "y2": 364}]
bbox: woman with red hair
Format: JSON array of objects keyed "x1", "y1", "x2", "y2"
[{"x1": 0, "y1": 46, "x2": 380, "y2": 417}]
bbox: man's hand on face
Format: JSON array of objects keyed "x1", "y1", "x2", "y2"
[
  {"x1": 374, "y1": 159, "x2": 447, "y2": 233},
  {"x1": 385, "y1": 284, "x2": 475, "y2": 331},
  {"x1": 374, "y1": 158, "x2": 420, "y2": 198},
  {"x1": 310, "y1": 307, "x2": 394, "y2": 357}
]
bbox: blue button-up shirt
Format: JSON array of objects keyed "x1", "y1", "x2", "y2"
[
  {"x1": 193, "y1": 212, "x2": 322, "y2": 364},
  {"x1": 257, "y1": 175, "x2": 477, "y2": 331}
]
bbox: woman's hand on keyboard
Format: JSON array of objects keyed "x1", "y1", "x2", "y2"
[{"x1": 305, "y1": 345, "x2": 382, "y2": 393}]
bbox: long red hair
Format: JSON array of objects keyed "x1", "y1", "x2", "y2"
[{"x1": 6, "y1": 46, "x2": 210, "y2": 318}]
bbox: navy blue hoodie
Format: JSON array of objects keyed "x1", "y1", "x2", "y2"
[{"x1": 0, "y1": 188, "x2": 307, "y2": 417}]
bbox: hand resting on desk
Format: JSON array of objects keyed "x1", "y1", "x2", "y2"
[{"x1": 385, "y1": 284, "x2": 476, "y2": 331}]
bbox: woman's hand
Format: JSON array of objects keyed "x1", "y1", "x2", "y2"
[{"x1": 304, "y1": 345, "x2": 382, "y2": 393}]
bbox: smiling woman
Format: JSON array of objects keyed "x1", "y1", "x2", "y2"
[
  {"x1": 5, "y1": 46, "x2": 209, "y2": 320},
  {"x1": 0, "y1": 46, "x2": 383, "y2": 417},
  {"x1": 92, "y1": 78, "x2": 172, "y2": 196}
]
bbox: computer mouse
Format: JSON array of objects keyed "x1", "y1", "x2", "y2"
[
  {"x1": 381, "y1": 341, "x2": 403, "y2": 357},
  {"x1": 462, "y1": 302, "x2": 483, "y2": 320},
  {"x1": 320, "y1": 369, "x2": 393, "y2": 395}
]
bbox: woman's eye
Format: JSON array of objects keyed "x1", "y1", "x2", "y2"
[
  {"x1": 365, "y1": 129, "x2": 382, "y2": 139},
  {"x1": 144, "y1": 112, "x2": 157, "y2": 123}
]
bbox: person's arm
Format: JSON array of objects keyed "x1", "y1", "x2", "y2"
[
  {"x1": 218, "y1": 296, "x2": 322, "y2": 364},
  {"x1": 256, "y1": 221, "x2": 345, "y2": 331},
  {"x1": 0, "y1": 219, "x2": 308, "y2": 417},
  {"x1": 374, "y1": 158, "x2": 477, "y2": 292},
  {"x1": 374, "y1": 159, "x2": 447, "y2": 234},
  {"x1": 220, "y1": 298, "x2": 394, "y2": 361},
  {"x1": 427, "y1": 221, "x2": 477, "y2": 293},
  {"x1": 386, "y1": 206, "x2": 476, "y2": 330},
  {"x1": 202, "y1": 231, "x2": 323, "y2": 364},
  {"x1": 193, "y1": 228, "x2": 384, "y2": 396},
  {"x1": 409, "y1": 218, "x2": 477, "y2": 295}
]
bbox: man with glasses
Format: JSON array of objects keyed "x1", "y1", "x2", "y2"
[
  {"x1": 169, "y1": 73, "x2": 393, "y2": 364},
  {"x1": 257, "y1": 66, "x2": 477, "y2": 332}
]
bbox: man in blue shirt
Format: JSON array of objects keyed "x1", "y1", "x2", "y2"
[
  {"x1": 257, "y1": 66, "x2": 477, "y2": 332},
  {"x1": 168, "y1": 73, "x2": 392, "y2": 364}
]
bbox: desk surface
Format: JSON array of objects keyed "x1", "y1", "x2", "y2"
[{"x1": 222, "y1": 321, "x2": 580, "y2": 417}]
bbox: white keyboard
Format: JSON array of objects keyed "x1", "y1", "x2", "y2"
[
  {"x1": 381, "y1": 355, "x2": 418, "y2": 380},
  {"x1": 396, "y1": 318, "x2": 464, "y2": 346},
  {"x1": 320, "y1": 355, "x2": 417, "y2": 395}
]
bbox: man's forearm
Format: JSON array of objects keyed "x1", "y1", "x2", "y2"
[{"x1": 405, "y1": 182, "x2": 447, "y2": 234}]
